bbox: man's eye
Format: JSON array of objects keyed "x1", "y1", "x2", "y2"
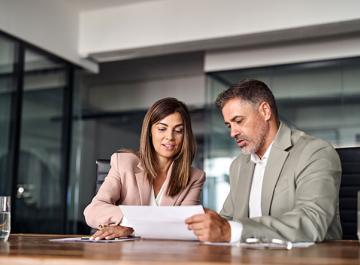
[{"x1": 236, "y1": 119, "x2": 242, "y2": 124}]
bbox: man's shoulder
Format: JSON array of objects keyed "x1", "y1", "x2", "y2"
[
  {"x1": 288, "y1": 127, "x2": 339, "y2": 165},
  {"x1": 290, "y1": 127, "x2": 334, "y2": 152}
]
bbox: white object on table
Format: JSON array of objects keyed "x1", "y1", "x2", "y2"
[{"x1": 119, "y1": 205, "x2": 204, "y2": 240}]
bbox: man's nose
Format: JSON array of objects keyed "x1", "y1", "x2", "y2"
[{"x1": 230, "y1": 127, "x2": 239, "y2": 138}]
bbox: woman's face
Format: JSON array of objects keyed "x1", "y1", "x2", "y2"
[{"x1": 151, "y1": 112, "x2": 184, "y2": 164}]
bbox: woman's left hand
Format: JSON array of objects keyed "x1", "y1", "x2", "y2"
[{"x1": 90, "y1": 225, "x2": 134, "y2": 240}]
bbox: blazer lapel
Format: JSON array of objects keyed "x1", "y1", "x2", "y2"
[
  {"x1": 135, "y1": 162, "x2": 151, "y2": 205},
  {"x1": 236, "y1": 156, "x2": 255, "y2": 217},
  {"x1": 261, "y1": 123, "x2": 292, "y2": 215}
]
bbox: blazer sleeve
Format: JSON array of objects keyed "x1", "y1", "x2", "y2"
[
  {"x1": 83, "y1": 153, "x2": 124, "y2": 228},
  {"x1": 239, "y1": 144, "x2": 342, "y2": 242},
  {"x1": 180, "y1": 168, "x2": 206, "y2": 205},
  {"x1": 220, "y1": 160, "x2": 238, "y2": 220}
]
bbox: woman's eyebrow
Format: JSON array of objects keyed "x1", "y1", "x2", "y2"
[
  {"x1": 157, "y1": 122, "x2": 184, "y2": 127},
  {"x1": 174, "y1": 124, "x2": 184, "y2": 127},
  {"x1": 157, "y1": 122, "x2": 168, "y2": 126}
]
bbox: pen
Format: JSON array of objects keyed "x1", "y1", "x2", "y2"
[
  {"x1": 80, "y1": 236, "x2": 139, "y2": 241},
  {"x1": 81, "y1": 236, "x2": 115, "y2": 241}
]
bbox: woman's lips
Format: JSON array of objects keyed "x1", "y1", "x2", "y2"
[{"x1": 162, "y1": 143, "x2": 176, "y2": 150}]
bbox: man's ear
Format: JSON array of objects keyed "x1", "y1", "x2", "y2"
[{"x1": 258, "y1": 101, "x2": 272, "y2": 121}]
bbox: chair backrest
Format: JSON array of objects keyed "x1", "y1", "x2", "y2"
[
  {"x1": 336, "y1": 147, "x2": 360, "y2": 239},
  {"x1": 95, "y1": 159, "x2": 110, "y2": 194}
]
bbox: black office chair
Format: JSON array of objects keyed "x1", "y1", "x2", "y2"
[
  {"x1": 95, "y1": 159, "x2": 111, "y2": 194},
  {"x1": 336, "y1": 147, "x2": 360, "y2": 239},
  {"x1": 88, "y1": 159, "x2": 111, "y2": 234}
]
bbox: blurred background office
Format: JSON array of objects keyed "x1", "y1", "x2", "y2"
[{"x1": 0, "y1": 0, "x2": 360, "y2": 234}]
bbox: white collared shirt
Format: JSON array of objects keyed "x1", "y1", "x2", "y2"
[
  {"x1": 229, "y1": 143, "x2": 273, "y2": 243},
  {"x1": 248, "y1": 144, "x2": 272, "y2": 218}
]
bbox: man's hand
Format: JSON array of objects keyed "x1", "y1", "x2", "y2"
[
  {"x1": 185, "y1": 208, "x2": 231, "y2": 242},
  {"x1": 90, "y1": 225, "x2": 134, "y2": 240}
]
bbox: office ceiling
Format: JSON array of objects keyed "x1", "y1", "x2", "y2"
[{"x1": 69, "y1": 0, "x2": 162, "y2": 11}]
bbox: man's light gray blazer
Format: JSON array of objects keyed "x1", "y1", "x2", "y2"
[{"x1": 220, "y1": 122, "x2": 342, "y2": 242}]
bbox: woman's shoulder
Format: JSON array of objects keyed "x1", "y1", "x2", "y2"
[
  {"x1": 110, "y1": 151, "x2": 140, "y2": 171},
  {"x1": 190, "y1": 166, "x2": 206, "y2": 180}
]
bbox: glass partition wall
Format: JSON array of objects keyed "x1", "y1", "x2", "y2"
[
  {"x1": 204, "y1": 58, "x2": 360, "y2": 211},
  {"x1": 0, "y1": 32, "x2": 73, "y2": 233},
  {"x1": 0, "y1": 36, "x2": 17, "y2": 196},
  {"x1": 13, "y1": 50, "x2": 70, "y2": 232}
]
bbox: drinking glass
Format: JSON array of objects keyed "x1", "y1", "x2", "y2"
[{"x1": 0, "y1": 196, "x2": 11, "y2": 242}]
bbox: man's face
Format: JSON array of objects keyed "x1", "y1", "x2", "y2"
[{"x1": 222, "y1": 98, "x2": 269, "y2": 156}]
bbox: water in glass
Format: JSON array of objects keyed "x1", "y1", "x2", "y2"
[
  {"x1": 0, "y1": 212, "x2": 10, "y2": 241},
  {"x1": 0, "y1": 196, "x2": 10, "y2": 242}
]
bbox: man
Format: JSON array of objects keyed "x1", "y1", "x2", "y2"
[{"x1": 186, "y1": 79, "x2": 342, "y2": 242}]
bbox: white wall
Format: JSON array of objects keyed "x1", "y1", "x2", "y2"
[
  {"x1": 2, "y1": 0, "x2": 360, "y2": 72},
  {"x1": 80, "y1": 0, "x2": 360, "y2": 62},
  {"x1": 0, "y1": 0, "x2": 97, "y2": 72}
]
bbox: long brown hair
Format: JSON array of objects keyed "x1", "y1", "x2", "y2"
[{"x1": 139, "y1": 97, "x2": 196, "y2": 196}]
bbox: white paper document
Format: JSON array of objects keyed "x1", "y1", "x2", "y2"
[{"x1": 119, "y1": 205, "x2": 204, "y2": 240}]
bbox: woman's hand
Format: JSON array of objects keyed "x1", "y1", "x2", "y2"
[{"x1": 90, "y1": 225, "x2": 134, "y2": 240}]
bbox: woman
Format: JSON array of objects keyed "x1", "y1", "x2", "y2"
[{"x1": 84, "y1": 97, "x2": 205, "y2": 240}]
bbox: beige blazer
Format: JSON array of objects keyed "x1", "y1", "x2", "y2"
[
  {"x1": 84, "y1": 152, "x2": 206, "y2": 228},
  {"x1": 220, "y1": 123, "x2": 342, "y2": 242}
]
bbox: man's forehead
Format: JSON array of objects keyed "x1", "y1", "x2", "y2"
[{"x1": 223, "y1": 98, "x2": 254, "y2": 112}]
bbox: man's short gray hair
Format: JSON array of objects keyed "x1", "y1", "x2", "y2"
[{"x1": 215, "y1": 79, "x2": 279, "y2": 122}]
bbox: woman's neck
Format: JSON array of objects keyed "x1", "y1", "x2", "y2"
[
  {"x1": 153, "y1": 157, "x2": 172, "y2": 196},
  {"x1": 156, "y1": 157, "x2": 172, "y2": 177}
]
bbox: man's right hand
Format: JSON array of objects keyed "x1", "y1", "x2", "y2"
[{"x1": 185, "y1": 208, "x2": 231, "y2": 242}]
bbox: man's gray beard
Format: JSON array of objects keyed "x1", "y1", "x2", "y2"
[
  {"x1": 239, "y1": 143, "x2": 259, "y2": 155},
  {"x1": 239, "y1": 147, "x2": 252, "y2": 155},
  {"x1": 239, "y1": 123, "x2": 268, "y2": 156}
]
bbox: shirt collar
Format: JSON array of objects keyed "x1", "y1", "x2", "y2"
[{"x1": 250, "y1": 142, "x2": 273, "y2": 164}]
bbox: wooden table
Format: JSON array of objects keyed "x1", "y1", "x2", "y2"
[{"x1": 0, "y1": 234, "x2": 359, "y2": 265}]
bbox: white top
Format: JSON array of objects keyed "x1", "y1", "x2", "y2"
[
  {"x1": 121, "y1": 180, "x2": 166, "y2": 226},
  {"x1": 229, "y1": 143, "x2": 273, "y2": 243},
  {"x1": 150, "y1": 181, "x2": 166, "y2": 206}
]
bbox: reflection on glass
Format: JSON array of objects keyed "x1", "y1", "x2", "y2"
[
  {"x1": 205, "y1": 58, "x2": 360, "y2": 211},
  {"x1": 0, "y1": 35, "x2": 16, "y2": 196},
  {"x1": 357, "y1": 191, "x2": 360, "y2": 241},
  {"x1": 14, "y1": 48, "x2": 66, "y2": 233}
]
